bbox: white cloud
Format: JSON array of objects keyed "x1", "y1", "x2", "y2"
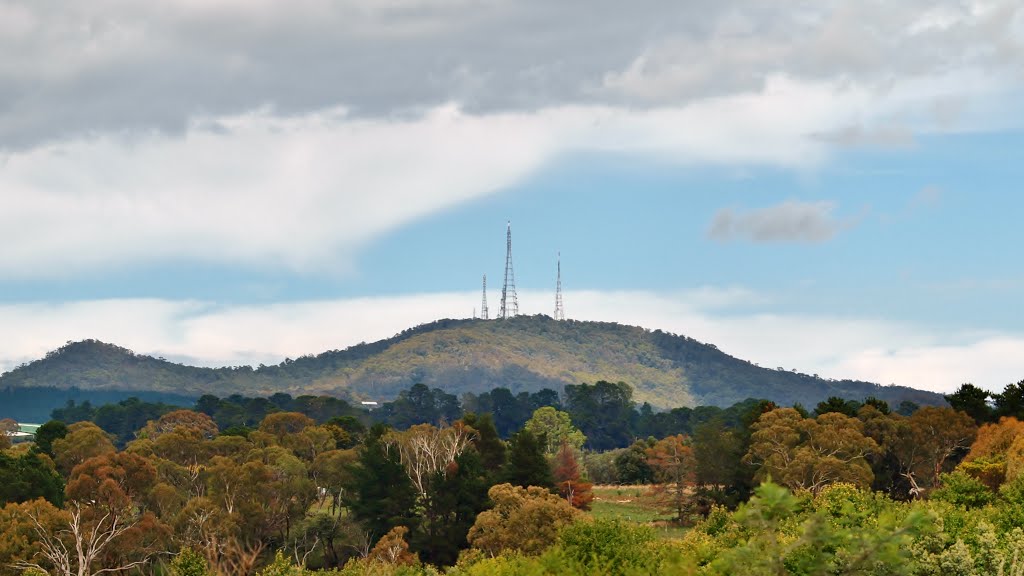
[
  {"x1": 0, "y1": 77, "x2": 875, "y2": 278},
  {"x1": 1, "y1": 290, "x2": 1020, "y2": 395}
]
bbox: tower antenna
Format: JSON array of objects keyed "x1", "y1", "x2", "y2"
[
  {"x1": 499, "y1": 221, "x2": 518, "y2": 319},
  {"x1": 480, "y1": 274, "x2": 489, "y2": 320},
  {"x1": 554, "y1": 252, "x2": 565, "y2": 321}
]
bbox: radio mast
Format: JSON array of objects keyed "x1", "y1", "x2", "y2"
[{"x1": 499, "y1": 221, "x2": 518, "y2": 319}]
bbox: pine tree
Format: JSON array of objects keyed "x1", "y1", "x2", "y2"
[
  {"x1": 501, "y1": 429, "x2": 554, "y2": 489},
  {"x1": 413, "y1": 449, "x2": 491, "y2": 566},
  {"x1": 342, "y1": 424, "x2": 418, "y2": 539},
  {"x1": 461, "y1": 413, "x2": 506, "y2": 475}
]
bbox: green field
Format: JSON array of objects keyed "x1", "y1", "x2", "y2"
[{"x1": 588, "y1": 485, "x2": 689, "y2": 539}]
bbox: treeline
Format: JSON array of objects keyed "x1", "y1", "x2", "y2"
[
  {"x1": 51, "y1": 381, "x2": 812, "y2": 450},
  {"x1": 0, "y1": 385, "x2": 196, "y2": 423},
  {"x1": 4, "y1": 380, "x2": 1024, "y2": 575}
]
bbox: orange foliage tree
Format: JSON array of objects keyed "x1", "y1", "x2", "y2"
[
  {"x1": 646, "y1": 434, "x2": 696, "y2": 523},
  {"x1": 553, "y1": 441, "x2": 593, "y2": 510}
]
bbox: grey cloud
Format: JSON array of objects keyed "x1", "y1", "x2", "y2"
[
  {"x1": 708, "y1": 201, "x2": 847, "y2": 243},
  {"x1": 0, "y1": 0, "x2": 1021, "y2": 149},
  {"x1": 812, "y1": 124, "x2": 915, "y2": 149}
]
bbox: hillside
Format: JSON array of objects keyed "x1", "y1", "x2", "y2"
[{"x1": 0, "y1": 316, "x2": 944, "y2": 409}]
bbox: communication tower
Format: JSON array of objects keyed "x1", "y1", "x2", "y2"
[
  {"x1": 499, "y1": 221, "x2": 518, "y2": 319},
  {"x1": 554, "y1": 252, "x2": 565, "y2": 321},
  {"x1": 480, "y1": 274, "x2": 489, "y2": 320}
]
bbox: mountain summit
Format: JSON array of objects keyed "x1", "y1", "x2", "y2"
[{"x1": 1, "y1": 316, "x2": 943, "y2": 409}]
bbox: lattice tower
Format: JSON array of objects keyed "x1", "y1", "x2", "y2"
[
  {"x1": 499, "y1": 221, "x2": 518, "y2": 319},
  {"x1": 554, "y1": 252, "x2": 565, "y2": 321}
]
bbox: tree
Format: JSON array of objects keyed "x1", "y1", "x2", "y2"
[
  {"x1": 553, "y1": 441, "x2": 593, "y2": 510},
  {"x1": 384, "y1": 422, "x2": 475, "y2": 500},
  {"x1": 889, "y1": 406, "x2": 977, "y2": 495},
  {"x1": 646, "y1": 434, "x2": 696, "y2": 523},
  {"x1": 466, "y1": 483, "x2": 579, "y2": 556},
  {"x1": 693, "y1": 417, "x2": 745, "y2": 496},
  {"x1": 500, "y1": 429, "x2": 553, "y2": 489},
  {"x1": 945, "y1": 383, "x2": 993, "y2": 424},
  {"x1": 0, "y1": 451, "x2": 64, "y2": 506},
  {"x1": 564, "y1": 381, "x2": 635, "y2": 451},
  {"x1": 615, "y1": 439, "x2": 656, "y2": 484},
  {"x1": 814, "y1": 397, "x2": 861, "y2": 417},
  {"x1": 369, "y1": 526, "x2": 418, "y2": 566},
  {"x1": 342, "y1": 425, "x2": 418, "y2": 540},
  {"x1": 258, "y1": 412, "x2": 314, "y2": 441},
  {"x1": 523, "y1": 407, "x2": 586, "y2": 455},
  {"x1": 169, "y1": 548, "x2": 210, "y2": 576},
  {"x1": 994, "y1": 380, "x2": 1024, "y2": 420},
  {"x1": 311, "y1": 449, "x2": 357, "y2": 514},
  {"x1": 0, "y1": 418, "x2": 18, "y2": 450},
  {"x1": 0, "y1": 498, "x2": 66, "y2": 575},
  {"x1": 412, "y1": 449, "x2": 490, "y2": 566},
  {"x1": 51, "y1": 422, "x2": 116, "y2": 475},
  {"x1": 460, "y1": 413, "x2": 506, "y2": 475},
  {"x1": 744, "y1": 408, "x2": 878, "y2": 493},
  {"x1": 12, "y1": 501, "x2": 160, "y2": 576},
  {"x1": 33, "y1": 421, "x2": 69, "y2": 457}
]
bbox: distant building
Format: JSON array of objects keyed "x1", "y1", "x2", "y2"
[{"x1": 9, "y1": 423, "x2": 40, "y2": 443}]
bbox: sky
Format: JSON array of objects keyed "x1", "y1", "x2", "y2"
[{"x1": 1, "y1": 0, "x2": 1023, "y2": 394}]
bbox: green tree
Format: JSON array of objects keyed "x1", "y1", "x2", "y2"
[
  {"x1": 501, "y1": 429, "x2": 554, "y2": 489},
  {"x1": 169, "y1": 548, "x2": 210, "y2": 576},
  {"x1": 33, "y1": 421, "x2": 68, "y2": 457},
  {"x1": 945, "y1": 383, "x2": 993, "y2": 424},
  {"x1": 460, "y1": 413, "x2": 506, "y2": 475},
  {"x1": 815, "y1": 397, "x2": 861, "y2": 417},
  {"x1": 523, "y1": 407, "x2": 586, "y2": 455},
  {"x1": 0, "y1": 451, "x2": 64, "y2": 506},
  {"x1": 342, "y1": 425, "x2": 418, "y2": 540},
  {"x1": 412, "y1": 449, "x2": 490, "y2": 566},
  {"x1": 564, "y1": 381, "x2": 636, "y2": 451}
]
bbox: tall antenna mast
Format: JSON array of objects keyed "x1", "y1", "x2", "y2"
[
  {"x1": 499, "y1": 221, "x2": 518, "y2": 319},
  {"x1": 554, "y1": 252, "x2": 565, "y2": 320},
  {"x1": 480, "y1": 274, "x2": 489, "y2": 320}
]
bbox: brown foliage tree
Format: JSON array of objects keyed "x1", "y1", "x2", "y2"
[
  {"x1": 138, "y1": 410, "x2": 219, "y2": 441},
  {"x1": 369, "y1": 525, "x2": 418, "y2": 566},
  {"x1": 646, "y1": 434, "x2": 696, "y2": 523},
  {"x1": 0, "y1": 418, "x2": 17, "y2": 450},
  {"x1": 553, "y1": 441, "x2": 593, "y2": 510},
  {"x1": 889, "y1": 406, "x2": 977, "y2": 495}
]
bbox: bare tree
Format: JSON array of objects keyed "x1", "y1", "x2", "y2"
[
  {"x1": 13, "y1": 502, "x2": 155, "y2": 576},
  {"x1": 385, "y1": 423, "x2": 475, "y2": 498}
]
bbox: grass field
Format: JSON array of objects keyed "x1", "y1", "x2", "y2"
[{"x1": 589, "y1": 485, "x2": 689, "y2": 539}]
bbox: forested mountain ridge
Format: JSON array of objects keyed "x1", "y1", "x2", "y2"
[{"x1": 0, "y1": 315, "x2": 944, "y2": 408}]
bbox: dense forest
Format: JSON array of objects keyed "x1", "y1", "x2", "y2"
[
  {"x1": 0, "y1": 316, "x2": 944, "y2": 411},
  {"x1": 2, "y1": 379, "x2": 1024, "y2": 575}
]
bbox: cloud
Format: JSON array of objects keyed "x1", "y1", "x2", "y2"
[
  {"x1": 812, "y1": 124, "x2": 915, "y2": 148},
  {"x1": 1, "y1": 290, "x2": 1021, "y2": 395},
  {"x1": 708, "y1": 200, "x2": 851, "y2": 243},
  {"x1": 0, "y1": 0, "x2": 1021, "y2": 148},
  {"x1": 0, "y1": 77, "x2": 879, "y2": 278}
]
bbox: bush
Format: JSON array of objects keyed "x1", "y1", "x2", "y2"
[
  {"x1": 558, "y1": 518, "x2": 655, "y2": 573},
  {"x1": 931, "y1": 472, "x2": 994, "y2": 509}
]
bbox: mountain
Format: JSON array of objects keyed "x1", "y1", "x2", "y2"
[{"x1": 0, "y1": 316, "x2": 944, "y2": 409}]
